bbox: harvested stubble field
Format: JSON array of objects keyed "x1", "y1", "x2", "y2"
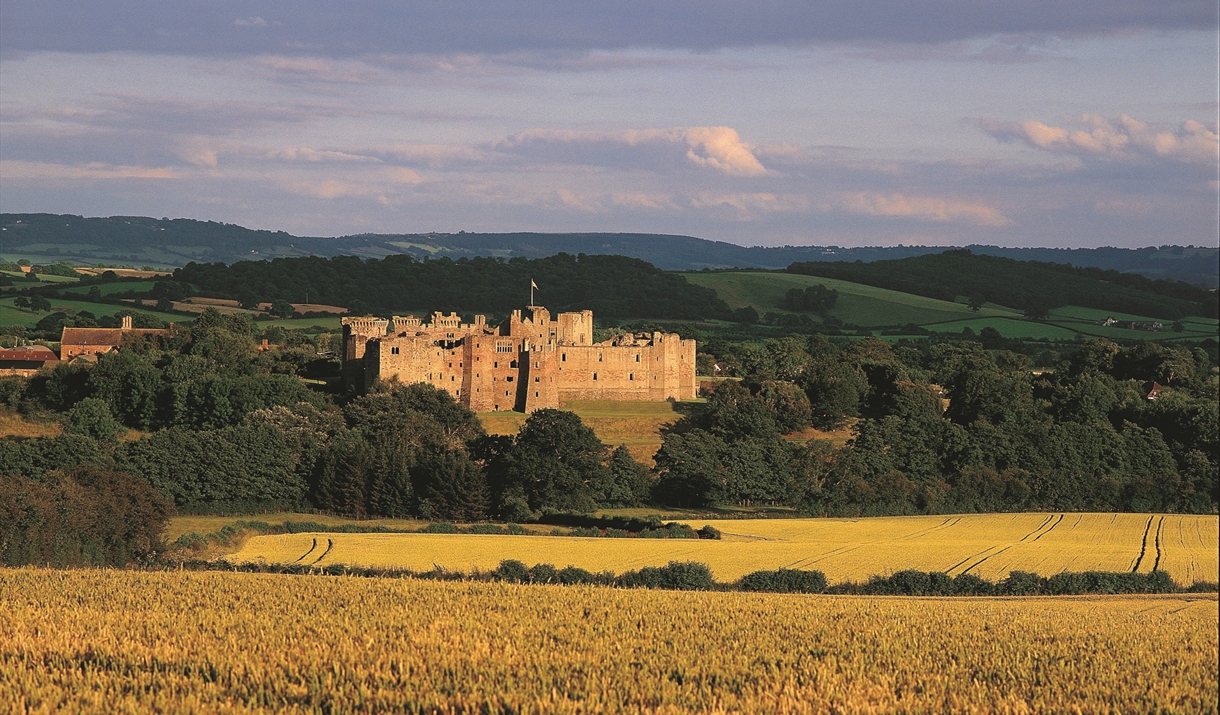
[
  {"x1": 232, "y1": 513, "x2": 1220, "y2": 585},
  {"x1": 3, "y1": 569, "x2": 1215, "y2": 714}
]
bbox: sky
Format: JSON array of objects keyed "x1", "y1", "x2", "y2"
[{"x1": 1, "y1": 1, "x2": 1217, "y2": 248}]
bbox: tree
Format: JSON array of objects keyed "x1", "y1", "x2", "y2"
[
  {"x1": 488, "y1": 409, "x2": 608, "y2": 515},
  {"x1": 412, "y1": 449, "x2": 489, "y2": 521},
  {"x1": 12, "y1": 296, "x2": 30, "y2": 310},
  {"x1": 595, "y1": 445, "x2": 652, "y2": 507},
  {"x1": 1023, "y1": 302, "x2": 1050, "y2": 320},
  {"x1": 64, "y1": 398, "x2": 125, "y2": 443},
  {"x1": 731, "y1": 306, "x2": 759, "y2": 324},
  {"x1": 968, "y1": 294, "x2": 986, "y2": 312},
  {"x1": 270, "y1": 299, "x2": 296, "y2": 318},
  {"x1": 155, "y1": 297, "x2": 174, "y2": 313},
  {"x1": 29, "y1": 295, "x2": 52, "y2": 312}
]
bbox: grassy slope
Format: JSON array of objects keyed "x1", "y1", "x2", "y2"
[
  {"x1": 60, "y1": 280, "x2": 156, "y2": 296},
  {"x1": 0, "y1": 296, "x2": 182, "y2": 329},
  {"x1": 479, "y1": 399, "x2": 688, "y2": 465},
  {"x1": 683, "y1": 271, "x2": 1218, "y2": 341},
  {"x1": 683, "y1": 271, "x2": 1016, "y2": 327}
]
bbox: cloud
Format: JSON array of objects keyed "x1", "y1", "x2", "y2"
[
  {"x1": 5, "y1": 1, "x2": 1212, "y2": 57},
  {"x1": 267, "y1": 147, "x2": 379, "y2": 163},
  {"x1": 611, "y1": 192, "x2": 679, "y2": 210},
  {"x1": 280, "y1": 166, "x2": 422, "y2": 204},
  {"x1": 981, "y1": 114, "x2": 1219, "y2": 166},
  {"x1": 496, "y1": 127, "x2": 767, "y2": 176},
  {"x1": 0, "y1": 160, "x2": 178, "y2": 180},
  {"x1": 836, "y1": 192, "x2": 1014, "y2": 226}
]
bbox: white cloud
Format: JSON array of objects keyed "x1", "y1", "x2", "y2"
[
  {"x1": 836, "y1": 192, "x2": 1014, "y2": 226},
  {"x1": 234, "y1": 17, "x2": 267, "y2": 28},
  {"x1": 981, "y1": 114, "x2": 1219, "y2": 166},
  {"x1": 496, "y1": 126, "x2": 767, "y2": 176}
]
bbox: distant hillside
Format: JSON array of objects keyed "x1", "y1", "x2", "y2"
[
  {"x1": 788, "y1": 251, "x2": 1215, "y2": 321},
  {"x1": 3, "y1": 213, "x2": 1216, "y2": 286}
]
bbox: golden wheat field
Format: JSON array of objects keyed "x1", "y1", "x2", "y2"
[
  {"x1": 231, "y1": 513, "x2": 1220, "y2": 585},
  {"x1": 2, "y1": 569, "x2": 1215, "y2": 715}
]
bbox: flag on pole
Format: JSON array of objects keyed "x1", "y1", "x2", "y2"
[{"x1": 530, "y1": 279, "x2": 537, "y2": 305}]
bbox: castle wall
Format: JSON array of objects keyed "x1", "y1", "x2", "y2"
[{"x1": 343, "y1": 305, "x2": 694, "y2": 409}]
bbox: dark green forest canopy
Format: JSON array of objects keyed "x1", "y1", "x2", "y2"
[
  {"x1": 788, "y1": 250, "x2": 1216, "y2": 320},
  {"x1": 172, "y1": 254, "x2": 732, "y2": 320}
]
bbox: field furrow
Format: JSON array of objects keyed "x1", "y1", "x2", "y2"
[{"x1": 231, "y1": 513, "x2": 1219, "y2": 585}]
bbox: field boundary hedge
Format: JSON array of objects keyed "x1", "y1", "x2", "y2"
[{"x1": 159, "y1": 559, "x2": 1219, "y2": 596}]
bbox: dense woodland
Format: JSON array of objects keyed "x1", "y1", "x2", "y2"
[
  {"x1": 788, "y1": 250, "x2": 1218, "y2": 319},
  {"x1": 173, "y1": 253, "x2": 733, "y2": 320}
]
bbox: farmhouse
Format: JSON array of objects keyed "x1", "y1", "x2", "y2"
[
  {"x1": 0, "y1": 344, "x2": 60, "y2": 376},
  {"x1": 343, "y1": 304, "x2": 696, "y2": 412},
  {"x1": 59, "y1": 315, "x2": 174, "y2": 358}
]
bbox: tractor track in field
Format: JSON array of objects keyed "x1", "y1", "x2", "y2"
[
  {"x1": 956, "y1": 545, "x2": 1017, "y2": 577},
  {"x1": 294, "y1": 538, "x2": 318, "y2": 564},
  {"x1": 1151, "y1": 516, "x2": 1165, "y2": 573},
  {"x1": 788, "y1": 518, "x2": 955, "y2": 570},
  {"x1": 1032, "y1": 514, "x2": 1065, "y2": 542},
  {"x1": 1131, "y1": 516, "x2": 1155, "y2": 573},
  {"x1": 1019, "y1": 515, "x2": 1056, "y2": 543},
  {"x1": 311, "y1": 538, "x2": 334, "y2": 565}
]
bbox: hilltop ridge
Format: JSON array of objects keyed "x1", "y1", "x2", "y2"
[{"x1": 3, "y1": 213, "x2": 1217, "y2": 287}]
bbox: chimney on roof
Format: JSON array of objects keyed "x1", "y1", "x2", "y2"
[{"x1": 121, "y1": 315, "x2": 133, "y2": 330}]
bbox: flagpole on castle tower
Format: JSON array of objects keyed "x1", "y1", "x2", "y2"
[{"x1": 530, "y1": 279, "x2": 537, "y2": 306}]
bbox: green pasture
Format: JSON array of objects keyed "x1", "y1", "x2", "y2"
[
  {"x1": 682, "y1": 271, "x2": 1019, "y2": 328},
  {"x1": 0, "y1": 296, "x2": 182, "y2": 329},
  {"x1": 60, "y1": 280, "x2": 157, "y2": 296},
  {"x1": 922, "y1": 317, "x2": 1082, "y2": 340},
  {"x1": 0, "y1": 270, "x2": 80, "y2": 285}
]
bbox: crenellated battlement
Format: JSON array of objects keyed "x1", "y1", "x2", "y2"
[{"x1": 342, "y1": 304, "x2": 694, "y2": 411}]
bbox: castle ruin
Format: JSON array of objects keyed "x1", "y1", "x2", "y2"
[{"x1": 342, "y1": 305, "x2": 696, "y2": 411}]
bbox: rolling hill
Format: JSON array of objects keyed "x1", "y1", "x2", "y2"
[
  {"x1": 683, "y1": 270, "x2": 1219, "y2": 341},
  {"x1": 4, "y1": 213, "x2": 1216, "y2": 286}
]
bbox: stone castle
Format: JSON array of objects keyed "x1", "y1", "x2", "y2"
[{"x1": 342, "y1": 305, "x2": 696, "y2": 412}]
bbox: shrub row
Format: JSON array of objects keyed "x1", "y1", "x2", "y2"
[
  {"x1": 170, "y1": 559, "x2": 1218, "y2": 596},
  {"x1": 825, "y1": 569, "x2": 1188, "y2": 596},
  {"x1": 536, "y1": 514, "x2": 722, "y2": 540}
]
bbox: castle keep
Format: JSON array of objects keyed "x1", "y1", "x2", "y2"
[{"x1": 342, "y1": 305, "x2": 696, "y2": 411}]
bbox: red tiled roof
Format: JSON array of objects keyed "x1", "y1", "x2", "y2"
[
  {"x1": 60, "y1": 327, "x2": 171, "y2": 347},
  {"x1": 0, "y1": 345, "x2": 59, "y2": 362}
]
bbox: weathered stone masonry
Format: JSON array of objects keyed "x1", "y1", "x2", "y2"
[{"x1": 343, "y1": 305, "x2": 696, "y2": 411}]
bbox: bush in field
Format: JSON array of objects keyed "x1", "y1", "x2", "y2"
[
  {"x1": 616, "y1": 561, "x2": 714, "y2": 591},
  {"x1": 738, "y1": 568, "x2": 827, "y2": 594}
]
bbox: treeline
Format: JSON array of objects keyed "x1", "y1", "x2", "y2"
[
  {"x1": 787, "y1": 250, "x2": 1215, "y2": 319},
  {"x1": 666, "y1": 336, "x2": 1217, "y2": 515},
  {"x1": 172, "y1": 253, "x2": 733, "y2": 320}
]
